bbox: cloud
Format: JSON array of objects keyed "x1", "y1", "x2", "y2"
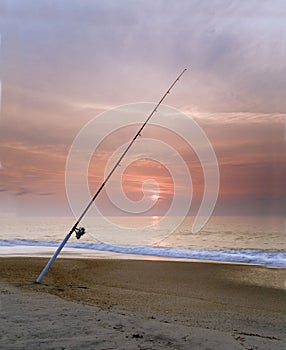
[
  {"x1": 37, "y1": 192, "x2": 55, "y2": 196},
  {"x1": 1, "y1": 0, "x2": 285, "y2": 215},
  {"x1": 1, "y1": 0, "x2": 286, "y2": 113},
  {"x1": 14, "y1": 187, "x2": 32, "y2": 196},
  {"x1": 13, "y1": 187, "x2": 54, "y2": 197}
]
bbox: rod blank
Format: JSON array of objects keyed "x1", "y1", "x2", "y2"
[{"x1": 35, "y1": 68, "x2": 187, "y2": 283}]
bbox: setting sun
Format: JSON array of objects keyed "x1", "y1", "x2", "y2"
[{"x1": 151, "y1": 194, "x2": 160, "y2": 201}]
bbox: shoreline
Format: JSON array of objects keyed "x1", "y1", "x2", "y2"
[
  {"x1": 1, "y1": 257, "x2": 286, "y2": 349},
  {"x1": 1, "y1": 244, "x2": 285, "y2": 268},
  {"x1": 1, "y1": 250, "x2": 286, "y2": 271}
]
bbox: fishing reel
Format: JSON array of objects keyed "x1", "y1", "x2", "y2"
[{"x1": 75, "y1": 226, "x2": 86, "y2": 240}]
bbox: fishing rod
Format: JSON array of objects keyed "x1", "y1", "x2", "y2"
[{"x1": 36, "y1": 68, "x2": 187, "y2": 284}]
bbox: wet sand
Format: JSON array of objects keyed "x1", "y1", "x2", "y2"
[{"x1": 1, "y1": 257, "x2": 286, "y2": 349}]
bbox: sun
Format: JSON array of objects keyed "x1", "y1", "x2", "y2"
[{"x1": 151, "y1": 194, "x2": 160, "y2": 201}]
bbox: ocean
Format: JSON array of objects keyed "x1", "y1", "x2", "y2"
[{"x1": 0, "y1": 215, "x2": 285, "y2": 267}]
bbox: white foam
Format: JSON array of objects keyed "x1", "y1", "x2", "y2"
[{"x1": 0, "y1": 239, "x2": 285, "y2": 267}]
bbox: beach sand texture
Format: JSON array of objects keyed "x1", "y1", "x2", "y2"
[{"x1": 1, "y1": 257, "x2": 285, "y2": 349}]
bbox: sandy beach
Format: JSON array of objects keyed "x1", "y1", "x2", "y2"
[{"x1": 1, "y1": 257, "x2": 285, "y2": 349}]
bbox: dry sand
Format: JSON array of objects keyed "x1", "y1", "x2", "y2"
[{"x1": 1, "y1": 257, "x2": 285, "y2": 349}]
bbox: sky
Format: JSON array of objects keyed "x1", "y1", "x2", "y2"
[{"x1": 0, "y1": 0, "x2": 285, "y2": 217}]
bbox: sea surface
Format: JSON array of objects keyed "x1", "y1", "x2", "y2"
[{"x1": 0, "y1": 215, "x2": 285, "y2": 267}]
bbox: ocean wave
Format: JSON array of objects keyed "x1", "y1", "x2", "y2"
[{"x1": 0, "y1": 239, "x2": 285, "y2": 267}]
